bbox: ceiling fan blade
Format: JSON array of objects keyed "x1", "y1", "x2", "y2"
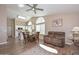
[
  {"x1": 34, "y1": 10, "x2": 36, "y2": 14},
  {"x1": 26, "y1": 9, "x2": 32, "y2": 11},
  {"x1": 25, "y1": 4, "x2": 32, "y2": 8},
  {"x1": 36, "y1": 8, "x2": 44, "y2": 11},
  {"x1": 33, "y1": 4, "x2": 38, "y2": 8}
]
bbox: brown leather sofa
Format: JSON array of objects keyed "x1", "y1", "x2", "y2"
[{"x1": 44, "y1": 31, "x2": 65, "y2": 47}]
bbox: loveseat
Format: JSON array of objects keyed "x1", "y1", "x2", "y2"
[{"x1": 44, "y1": 31, "x2": 65, "y2": 47}]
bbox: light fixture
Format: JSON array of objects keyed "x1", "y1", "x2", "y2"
[
  {"x1": 18, "y1": 4, "x2": 24, "y2": 7},
  {"x1": 32, "y1": 8, "x2": 35, "y2": 11},
  {"x1": 18, "y1": 16, "x2": 26, "y2": 19}
]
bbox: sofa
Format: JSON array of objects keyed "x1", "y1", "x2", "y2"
[{"x1": 44, "y1": 31, "x2": 65, "y2": 47}]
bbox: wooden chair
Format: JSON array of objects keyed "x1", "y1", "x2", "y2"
[
  {"x1": 22, "y1": 32, "x2": 30, "y2": 44},
  {"x1": 34, "y1": 32, "x2": 40, "y2": 42},
  {"x1": 28, "y1": 32, "x2": 40, "y2": 42}
]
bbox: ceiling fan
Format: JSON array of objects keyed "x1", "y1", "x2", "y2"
[{"x1": 25, "y1": 4, "x2": 44, "y2": 14}]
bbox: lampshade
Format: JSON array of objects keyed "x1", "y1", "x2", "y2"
[{"x1": 72, "y1": 27, "x2": 79, "y2": 31}]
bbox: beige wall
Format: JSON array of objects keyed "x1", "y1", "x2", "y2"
[
  {"x1": 0, "y1": 5, "x2": 7, "y2": 43},
  {"x1": 44, "y1": 13, "x2": 79, "y2": 44},
  {"x1": 7, "y1": 18, "x2": 15, "y2": 38}
]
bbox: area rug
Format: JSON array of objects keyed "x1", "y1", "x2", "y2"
[{"x1": 19, "y1": 44, "x2": 57, "y2": 55}]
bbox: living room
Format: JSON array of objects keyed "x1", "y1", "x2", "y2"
[{"x1": 0, "y1": 4, "x2": 79, "y2": 55}]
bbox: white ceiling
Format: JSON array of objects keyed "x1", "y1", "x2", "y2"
[{"x1": 6, "y1": 4, "x2": 79, "y2": 21}]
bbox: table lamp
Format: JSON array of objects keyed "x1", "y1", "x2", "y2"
[
  {"x1": 72, "y1": 27, "x2": 79, "y2": 41},
  {"x1": 72, "y1": 27, "x2": 79, "y2": 46},
  {"x1": 72, "y1": 27, "x2": 79, "y2": 34}
]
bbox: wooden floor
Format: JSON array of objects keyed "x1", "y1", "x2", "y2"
[
  {"x1": 0, "y1": 38, "x2": 79, "y2": 55},
  {"x1": 0, "y1": 38, "x2": 38, "y2": 55}
]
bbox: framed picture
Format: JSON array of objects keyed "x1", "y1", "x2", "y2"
[{"x1": 52, "y1": 18, "x2": 62, "y2": 27}]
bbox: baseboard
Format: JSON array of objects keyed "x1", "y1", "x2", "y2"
[{"x1": 0, "y1": 42, "x2": 7, "y2": 45}]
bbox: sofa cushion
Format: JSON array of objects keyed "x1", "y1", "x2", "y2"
[{"x1": 48, "y1": 31, "x2": 54, "y2": 38}]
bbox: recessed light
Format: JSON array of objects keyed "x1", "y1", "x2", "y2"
[{"x1": 18, "y1": 4, "x2": 24, "y2": 7}]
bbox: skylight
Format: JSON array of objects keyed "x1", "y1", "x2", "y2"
[
  {"x1": 18, "y1": 16, "x2": 26, "y2": 19},
  {"x1": 18, "y1": 4, "x2": 25, "y2": 7}
]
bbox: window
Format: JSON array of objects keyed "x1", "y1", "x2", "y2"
[
  {"x1": 25, "y1": 26, "x2": 28, "y2": 30},
  {"x1": 36, "y1": 17, "x2": 45, "y2": 34},
  {"x1": 27, "y1": 21, "x2": 32, "y2": 33}
]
